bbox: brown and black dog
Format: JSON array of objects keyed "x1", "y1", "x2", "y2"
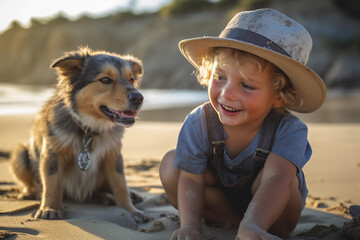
[{"x1": 10, "y1": 47, "x2": 145, "y2": 220}]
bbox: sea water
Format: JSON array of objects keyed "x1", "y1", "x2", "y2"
[
  {"x1": 0, "y1": 84, "x2": 209, "y2": 115},
  {"x1": 1, "y1": 84, "x2": 360, "y2": 123}
]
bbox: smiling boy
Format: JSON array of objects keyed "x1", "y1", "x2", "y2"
[{"x1": 160, "y1": 8, "x2": 326, "y2": 240}]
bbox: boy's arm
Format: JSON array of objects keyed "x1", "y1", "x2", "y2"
[
  {"x1": 170, "y1": 170, "x2": 204, "y2": 239},
  {"x1": 178, "y1": 170, "x2": 204, "y2": 228},
  {"x1": 237, "y1": 153, "x2": 299, "y2": 239}
]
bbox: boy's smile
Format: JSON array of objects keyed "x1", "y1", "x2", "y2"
[
  {"x1": 220, "y1": 103, "x2": 242, "y2": 114},
  {"x1": 221, "y1": 103, "x2": 241, "y2": 111},
  {"x1": 208, "y1": 52, "x2": 283, "y2": 130}
]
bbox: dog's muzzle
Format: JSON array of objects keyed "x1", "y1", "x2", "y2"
[
  {"x1": 128, "y1": 91, "x2": 143, "y2": 109},
  {"x1": 99, "y1": 90, "x2": 143, "y2": 126}
]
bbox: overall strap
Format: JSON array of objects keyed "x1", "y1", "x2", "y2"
[
  {"x1": 203, "y1": 102, "x2": 225, "y2": 158},
  {"x1": 254, "y1": 109, "x2": 283, "y2": 163},
  {"x1": 204, "y1": 102, "x2": 229, "y2": 187},
  {"x1": 251, "y1": 109, "x2": 283, "y2": 181}
]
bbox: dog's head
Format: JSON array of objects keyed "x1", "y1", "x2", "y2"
[{"x1": 51, "y1": 47, "x2": 144, "y2": 131}]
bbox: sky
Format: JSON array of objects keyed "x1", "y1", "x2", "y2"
[{"x1": 0, "y1": 0, "x2": 172, "y2": 33}]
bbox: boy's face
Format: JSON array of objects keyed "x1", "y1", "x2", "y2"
[{"x1": 208, "y1": 54, "x2": 283, "y2": 128}]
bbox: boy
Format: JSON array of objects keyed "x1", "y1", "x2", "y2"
[{"x1": 160, "y1": 8, "x2": 326, "y2": 240}]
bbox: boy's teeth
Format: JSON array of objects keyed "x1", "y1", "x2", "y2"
[{"x1": 222, "y1": 104, "x2": 239, "y2": 112}]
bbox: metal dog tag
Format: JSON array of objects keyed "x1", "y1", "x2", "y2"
[
  {"x1": 78, "y1": 149, "x2": 91, "y2": 171},
  {"x1": 78, "y1": 131, "x2": 93, "y2": 171}
]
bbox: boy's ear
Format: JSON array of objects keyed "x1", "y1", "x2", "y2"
[{"x1": 273, "y1": 96, "x2": 285, "y2": 109}]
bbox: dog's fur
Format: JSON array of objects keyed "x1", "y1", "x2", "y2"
[{"x1": 10, "y1": 47, "x2": 144, "y2": 220}]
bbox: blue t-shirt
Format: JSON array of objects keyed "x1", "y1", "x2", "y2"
[{"x1": 174, "y1": 104, "x2": 311, "y2": 206}]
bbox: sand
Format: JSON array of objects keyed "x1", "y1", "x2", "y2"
[{"x1": 0, "y1": 111, "x2": 359, "y2": 240}]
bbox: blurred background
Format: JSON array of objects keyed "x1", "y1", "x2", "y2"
[{"x1": 0, "y1": 0, "x2": 359, "y2": 122}]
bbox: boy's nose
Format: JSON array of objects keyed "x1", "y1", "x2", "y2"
[{"x1": 221, "y1": 82, "x2": 238, "y2": 101}]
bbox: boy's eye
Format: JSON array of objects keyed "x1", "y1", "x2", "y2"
[
  {"x1": 99, "y1": 77, "x2": 113, "y2": 84},
  {"x1": 242, "y1": 82, "x2": 256, "y2": 91},
  {"x1": 213, "y1": 74, "x2": 226, "y2": 82}
]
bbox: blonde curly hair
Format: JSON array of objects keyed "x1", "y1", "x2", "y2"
[{"x1": 197, "y1": 48, "x2": 302, "y2": 111}]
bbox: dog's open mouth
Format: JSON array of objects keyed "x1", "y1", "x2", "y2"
[{"x1": 100, "y1": 105, "x2": 139, "y2": 125}]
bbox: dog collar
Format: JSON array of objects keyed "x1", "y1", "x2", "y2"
[{"x1": 71, "y1": 116, "x2": 100, "y2": 136}]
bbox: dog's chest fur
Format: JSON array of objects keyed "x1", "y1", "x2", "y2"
[
  {"x1": 30, "y1": 120, "x2": 124, "y2": 203},
  {"x1": 63, "y1": 133, "x2": 123, "y2": 202}
]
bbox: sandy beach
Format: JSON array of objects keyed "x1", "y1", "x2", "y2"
[{"x1": 1, "y1": 108, "x2": 359, "y2": 240}]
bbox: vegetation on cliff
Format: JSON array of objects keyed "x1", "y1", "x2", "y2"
[{"x1": 0, "y1": 0, "x2": 359, "y2": 89}]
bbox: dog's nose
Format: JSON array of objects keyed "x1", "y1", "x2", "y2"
[{"x1": 128, "y1": 92, "x2": 143, "y2": 106}]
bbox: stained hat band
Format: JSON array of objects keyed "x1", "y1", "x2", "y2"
[{"x1": 219, "y1": 28, "x2": 291, "y2": 58}]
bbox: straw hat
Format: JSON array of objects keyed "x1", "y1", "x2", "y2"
[{"x1": 179, "y1": 8, "x2": 326, "y2": 113}]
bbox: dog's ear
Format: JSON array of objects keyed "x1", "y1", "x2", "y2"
[
  {"x1": 131, "y1": 59, "x2": 143, "y2": 78},
  {"x1": 51, "y1": 47, "x2": 91, "y2": 77}
]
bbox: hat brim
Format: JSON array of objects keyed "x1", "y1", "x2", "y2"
[{"x1": 179, "y1": 37, "x2": 326, "y2": 113}]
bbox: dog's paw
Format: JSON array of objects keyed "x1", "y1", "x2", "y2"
[
  {"x1": 136, "y1": 193, "x2": 169, "y2": 210},
  {"x1": 34, "y1": 207, "x2": 64, "y2": 220},
  {"x1": 131, "y1": 210, "x2": 152, "y2": 224},
  {"x1": 130, "y1": 190, "x2": 143, "y2": 205}
]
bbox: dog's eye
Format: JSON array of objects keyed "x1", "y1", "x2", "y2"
[
  {"x1": 129, "y1": 78, "x2": 135, "y2": 84},
  {"x1": 100, "y1": 77, "x2": 113, "y2": 84}
]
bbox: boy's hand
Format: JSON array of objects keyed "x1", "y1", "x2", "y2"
[{"x1": 170, "y1": 226, "x2": 202, "y2": 240}]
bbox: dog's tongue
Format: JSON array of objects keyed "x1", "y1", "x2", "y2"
[
  {"x1": 108, "y1": 108, "x2": 137, "y2": 118},
  {"x1": 122, "y1": 110, "x2": 138, "y2": 117}
]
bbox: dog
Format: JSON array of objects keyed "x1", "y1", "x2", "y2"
[{"x1": 10, "y1": 47, "x2": 145, "y2": 220}]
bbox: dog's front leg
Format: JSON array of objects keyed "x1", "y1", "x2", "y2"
[
  {"x1": 35, "y1": 148, "x2": 64, "y2": 220},
  {"x1": 108, "y1": 153, "x2": 137, "y2": 211},
  {"x1": 105, "y1": 153, "x2": 147, "y2": 223}
]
